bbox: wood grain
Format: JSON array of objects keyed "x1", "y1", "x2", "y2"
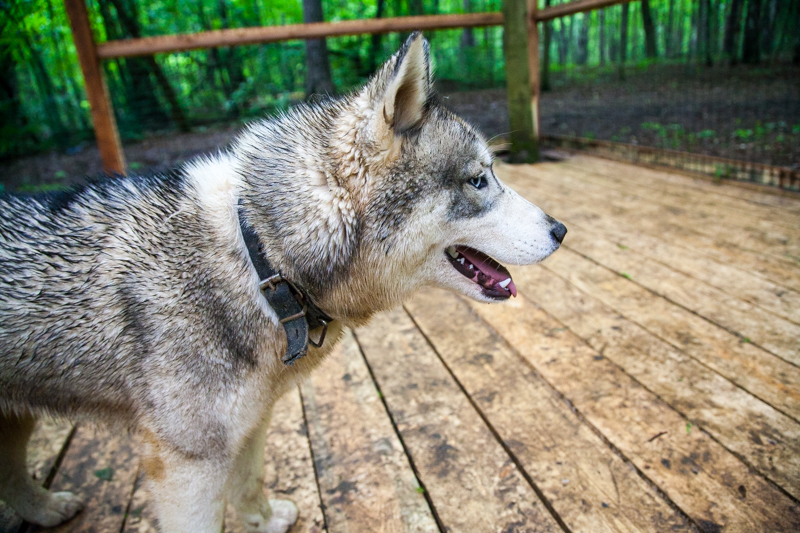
[
  {"x1": 97, "y1": 13, "x2": 504, "y2": 58},
  {"x1": 0, "y1": 419, "x2": 73, "y2": 533},
  {"x1": 356, "y1": 310, "x2": 563, "y2": 532},
  {"x1": 563, "y1": 230, "x2": 800, "y2": 363},
  {"x1": 537, "y1": 247, "x2": 800, "y2": 420},
  {"x1": 501, "y1": 161, "x2": 800, "y2": 297},
  {"x1": 464, "y1": 289, "x2": 800, "y2": 531},
  {"x1": 300, "y1": 331, "x2": 438, "y2": 532},
  {"x1": 30, "y1": 425, "x2": 139, "y2": 533},
  {"x1": 510, "y1": 263, "x2": 800, "y2": 500},
  {"x1": 402, "y1": 295, "x2": 692, "y2": 532},
  {"x1": 510, "y1": 162, "x2": 800, "y2": 261},
  {"x1": 64, "y1": 0, "x2": 125, "y2": 174},
  {"x1": 537, "y1": 0, "x2": 634, "y2": 22}
]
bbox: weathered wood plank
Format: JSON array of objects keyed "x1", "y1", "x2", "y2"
[
  {"x1": 0, "y1": 419, "x2": 74, "y2": 533},
  {"x1": 64, "y1": 0, "x2": 125, "y2": 174},
  {"x1": 355, "y1": 311, "x2": 563, "y2": 532},
  {"x1": 119, "y1": 468, "x2": 156, "y2": 533},
  {"x1": 300, "y1": 331, "x2": 438, "y2": 532},
  {"x1": 560, "y1": 155, "x2": 800, "y2": 225},
  {"x1": 30, "y1": 425, "x2": 139, "y2": 533},
  {"x1": 521, "y1": 162, "x2": 800, "y2": 259},
  {"x1": 512, "y1": 191, "x2": 800, "y2": 325},
  {"x1": 97, "y1": 13, "x2": 504, "y2": 58},
  {"x1": 463, "y1": 289, "x2": 800, "y2": 530},
  {"x1": 556, "y1": 156, "x2": 800, "y2": 232},
  {"x1": 536, "y1": 248, "x2": 800, "y2": 420},
  {"x1": 400, "y1": 296, "x2": 692, "y2": 532},
  {"x1": 563, "y1": 230, "x2": 800, "y2": 364},
  {"x1": 225, "y1": 387, "x2": 326, "y2": 533},
  {"x1": 509, "y1": 263, "x2": 800, "y2": 500},
  {"x1": 501, "y1": 163, "x2": 800, "y2": 294},
  {"x1": 566, "y1": 155, "x2": 800, "y2": 218}
]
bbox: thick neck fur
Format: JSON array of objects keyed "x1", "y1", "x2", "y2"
[{"x1": 233, "y1": 95, "x2": 390, "y2": 326}]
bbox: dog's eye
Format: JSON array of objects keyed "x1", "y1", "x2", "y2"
[{"x1": 469, "y1": 175, "x2": 487, "y2": 189}]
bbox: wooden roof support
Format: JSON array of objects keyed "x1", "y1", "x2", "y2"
[{"x1": 64, "y1": 0, "x2": 125, "y2": 175}]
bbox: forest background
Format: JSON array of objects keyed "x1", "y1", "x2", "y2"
[{"x1": 1, "y1": 0, "x2": 799, "y2": 184}]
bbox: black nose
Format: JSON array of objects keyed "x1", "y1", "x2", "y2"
[{"x1": 551, "y1": 221, "x2": 567, "y2": 244}]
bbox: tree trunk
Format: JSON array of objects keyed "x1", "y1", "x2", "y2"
[
  {"x1": 567, "y1": 14, "x2": 575, "y2": 64},
  {"x1": 0, "y1": 2, "x2": 66, "y2": 137},
  {"x1": 542, "y1": 0, "x2": 552, "y2": 90},
  {"x1": 217, "y1": 0, "x2": 246, "y2": 117},
  {"x1": 461, "y1": 0, "x2": 475, "y2": 48},
  {"x1": 795, "y1": 0, "x2": 800, "y2": 64},
  {"x1": 760, "y1": 0, "x2": 778, "y2": 56},
  {"x1": 641, "y1": 0, "x2": 658, "y2": 58},
  {"x1": 302, "y1": 0, "x2": 335, "y2": 96},
  {"x1": 699, "y1": 0, "x2": 713, "y2": 66},
  {"x1": 0, "y1": 17, "x2": 36, "y2": 150},
  {"x1": 619, "y1": 3, "x2": 629, "y2": 80},
  {"x1": 577, "y1": 13, "x2": 589, "y2": 65},
  {"x1": 104, "y1": 0, "x2": 187, "y2": 131},
  {"x1": 367, "y1": 0, "x2": 386, "y2": 74},
  {"x1": 724, "y1": 0, "x2": 745, "y2": 63},
  {"x1": 556, "y1": 18, "x2": 568, "y2": 64},
  {"x1": 742, "y1": 0, "x2": 762, "y2": 63},
  {"x1": 665, "y1": 0, "x2": 674, "y2": 57},
  {"x1": 598, "y1": 8, "x2": 606, "y2": 66}
]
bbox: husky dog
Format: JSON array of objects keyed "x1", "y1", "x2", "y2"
[{"x1": 0, "y1": 34, "x2": 565, "y2": 532}]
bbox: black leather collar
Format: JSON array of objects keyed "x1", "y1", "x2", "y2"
[{"x1": 238, "y1": 210, "x2": 333, "y2": 365}]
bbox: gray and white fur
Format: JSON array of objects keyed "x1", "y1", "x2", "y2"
[{"x1": 0, "y1": 34, "x2": 565, "y2": 532}]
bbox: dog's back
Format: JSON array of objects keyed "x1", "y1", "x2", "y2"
[{"x1": 0, "y1": 164, "x2": 268, "y2": 422}]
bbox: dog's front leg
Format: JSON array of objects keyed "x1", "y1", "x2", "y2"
[
  {"x1": 227, "y1": 410, "x2": 298, "y2": 533},
  {"x1": 142, "y1": 441, "x2": 229, "y2": 533},
  {"x1": 0, "y1": 412, "x2": 84, "y2": 526}
]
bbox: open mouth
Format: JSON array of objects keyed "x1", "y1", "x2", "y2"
[{"x1": 445, "y1": 245, "x2": 517, "y2": 300}]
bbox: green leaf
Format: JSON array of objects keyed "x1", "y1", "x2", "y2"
[
  {"x1": 686, "y1": 422, "x2": 692, "y2": 435},
  {"x1": 620, "y1": 272, "x2": 632, "y2": 280},
  {"x1": 94, "y1": 467, "x2": 114, "y2": 481}
]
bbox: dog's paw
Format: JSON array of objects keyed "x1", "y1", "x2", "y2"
[
  {"x1": 241, "y1": 499, "x2": 298, "y2": 533},
  {"x1": 25, "y1": 491, "x2": 84, "y2": 527}
]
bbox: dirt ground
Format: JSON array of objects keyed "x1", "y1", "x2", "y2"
[{"x1": 2, "y1": 63, "x2": 798, "y2": 192}]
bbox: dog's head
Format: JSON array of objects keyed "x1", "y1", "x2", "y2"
[{"x1": 238, "y1": 33, "x2": 565, "y2": 322}]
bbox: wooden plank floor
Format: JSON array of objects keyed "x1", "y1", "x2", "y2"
[{"x1": 2, "y1": 154, "x2": 799, "y2": 533}]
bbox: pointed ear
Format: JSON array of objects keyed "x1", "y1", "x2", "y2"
[{"x1": 380, "y1": 33, "x2": 431, "y2": 133}]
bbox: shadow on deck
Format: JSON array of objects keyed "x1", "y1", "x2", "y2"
[{"x1": 2, "y1": 154, "x2": 799, "y2": 532}]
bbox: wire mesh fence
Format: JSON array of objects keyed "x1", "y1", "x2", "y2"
[
  {"x1": 1, "y1": 0, "x2": 798, "y2": 191},
  {"x1": 537, "y1": 2, "x2": 800, "y2": 189}
]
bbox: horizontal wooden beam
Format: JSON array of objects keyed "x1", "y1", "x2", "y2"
[
  {"x1": 536, "y1": 0, "x2": 633, "y2": 22},
  {"x1": 96, "y1": 12, "x2": 504, "y2": 58}
]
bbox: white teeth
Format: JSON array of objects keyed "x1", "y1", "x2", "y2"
[
  {"x1": 458, "y1": 258, "x2": 465, "y2": 264},
  {"x1": 447, "y1": 246, "x2": 458, "y2": 258},
  {"x1": 468, "y1": 264, "x2": 474, "y2": 270},
  {"x1": 498, "y1": 278, "x2": 511, "y2": 289}
]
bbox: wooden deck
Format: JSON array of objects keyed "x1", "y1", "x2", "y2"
[{"x1": 2, "y1": 154, "x2": 799, "y2": 533}]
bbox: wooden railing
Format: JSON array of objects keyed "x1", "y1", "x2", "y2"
[{"x1": 64, "y1": 0, "x2": 633, "y2": 173}]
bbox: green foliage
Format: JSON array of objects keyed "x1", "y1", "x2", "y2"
[{"x1": 1, "y1": 0, "x2": 798, "y2": 160}]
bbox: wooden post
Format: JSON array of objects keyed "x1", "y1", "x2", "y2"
[
  {"x1": 64, "y1": 0, "x2": 126, "y2": 174},
  {"x1": 527, "y1": 0, "x2": 540, "y2": 141},
  {"x1": 502, "y1": 0, "x2": 538, "y2": 163}
]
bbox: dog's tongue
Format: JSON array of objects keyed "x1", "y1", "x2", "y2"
[{"x1": 456, "y1": 246, "x2": 517, "y2": 297}]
